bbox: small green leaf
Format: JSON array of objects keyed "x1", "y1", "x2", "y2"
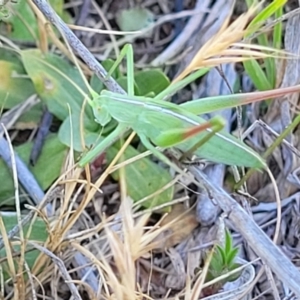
[
  {"x1": 0, "y1": 60, "x2": 35, "y2": 108},
  {"x1": 134, "y1": 69, "x2": 170, "y2": 96},
  {"x1": 116, "y1": 7, "x2": 154, "y2": 32},
  {"x1": 21, "y1": 49, "x2": 93, "y2": 121},
  {"x1": 106, "y1": 142, "x2": 174, "y2": 209},
  {"x1": 244, "y1": 0, "x2": 285, "y2": 89},
  {"x1": 58, "y1": 114, "x2": 101, "y2": 152},
  {"x1": 227, "y1": 262, "x2": 242, "y2": 282},
  {"x1": 90, "y1": 59, "x2": 119, "y2": 93},
  {"x1": 209, "y1": 256, "x2": 223, "y2": 274},
  {"x1": 225, "y1": 229, "x2": 232, "y2": 254},
  {"x1": 16, "y1": 102, "x2": 44, "y2": 128},
  {"x1": 2, "y1": 0, "x2": 70, "y2": 42},
  {"x1": 248, "y1": 0, "x2": 287, "y2": 30},
  {"x1": 218, "y1": 246, "x2": 227, "y2": 264},
  {"x1": 117, "y1": 76, "x2": 139, "y2": 94},
  {"x1": 273, "y1": 6, "x2": 283, "y2": 50},
  {"x1": 21, "y1": 49, "x2": 100, "y2": 150},
  {"x1": 227, "y1": 247, "x2": 239, "y2": 266}
]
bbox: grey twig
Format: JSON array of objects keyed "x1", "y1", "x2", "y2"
[
  {"x1": 30, "y1": 108, "x2": 53, "y2": 166},
  {"x1": 152, "y1": 0, "x2": 210, "y2": 66},
  {"x1": 29, "y1": 241, "x2": 83, "y2": 300},
  {"x1": 32, "y1": 0, "x2": 125, "y2": 94},
  {"x1": 75, "y1": 0, "x2": 92, "y2": 29},
  {"x1": 0, "y1": 136, "x2": 52, "y2": 216},
  {"x1": 0, "y1": 96, "x2": 52, "y2": 215},
  {"x1": 32, "y1": 0, "x2": 131, "y2": 162}
]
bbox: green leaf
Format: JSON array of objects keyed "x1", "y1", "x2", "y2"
[
  {"x1": 116, "y1": 7, "x2": 154, "y2": 32},
  {"x1": 134, "y1": 69, "x2": 170, "y2": 96},
  {"x1": 0, "y1": 48, "x2": 44, "y2": 126},
  {"x1": 0, "y1": 212, "x2": 48, "y2": 279},
  {"x1": 217, "y1": 245, "x2": 226, "y2": 265},
  {"x1": 0, "y1": 212, "x2": 47, "y2": 242},
  {"x1": 90, "y1": 59, "x2": 119, "y2": 93},
  {"x1": 2, "y1": 0, "x2": 38, "y2": 41},
  {"x1": 248, "y1": 0, "x2": 287, "y2": 30},
  {"x1": 117, "y1": 76, "x2": 139, "y2": 95},
  {"x1": 58, "y1": 114, "x2": 101, "y2": 152},
  {"x1": 20, "y1": 49, "x2": 100, "y2": 150},
  {"x1": 243, "y1": 60, "x2": 272, "y2": 91},
  {"x1": 227, "y1": 262, "x2": 242, "y2": 282},
  {"x1": 209, "y1": 255, "x2": 223, "y2": 274},
  {"x1": 106, "y1": 142, "x2": 174, "y2": 209},
  {"x1": 227, "y1": 247, "x2": 239, "y2": 266},
  {"x1": 2, "y1": 0, "x2": 70, "y2": 42},
  {"x1": 254, "y1": 34, "x2": 276, "y2": 88},
  {"x1": 20, "y1": 49, "x2": 93, "y2": 121},
  {"x1": 0, "y1": 47, "x2": 21, "y2": 64},
  {"x1": 225, "y1": 229, "x2": 232, "y2": 254},
  {"x1": 0, "y1": 134, "x2": 67, "y2": 206},
  {"x1": 0, "y1": 60, "x2": 35, "y2": 108},
  {"x1": 244, "y1": 0, "x2": 286, "y2": 89},
  {"x1": 273, "y1": 6, "x2": 283, "y2": 50},
  {"x1": 15, "y1": 102, "x2": 44, "y2": 129}
]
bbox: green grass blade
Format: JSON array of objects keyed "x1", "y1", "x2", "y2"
[
  {"x1": 243, "y1": 60, "x2": 273, "y2": 90},
  {"x1": 248, "y1": 0, "x2": 287, "y2": 30},
  {"x1": 156, "y1": 68, "x2": 210, "y2": 101},
  {"x1": 273, "y1": 5, "x2": 283, "y2": 50}
]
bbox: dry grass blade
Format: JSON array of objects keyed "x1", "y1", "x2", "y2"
[
  {"x1": 0, "y1": 217, "x2": 15, "y2": 280},
  {"x1": 190, "y1": 245, "x2": 214, "y2": 300},
  {"x1": 99, "y1": 205, "x2": 150, "y2": 299},
  {"x1": 67, "y1": 24, "x2": 141, "y2": 35},
  {"x1": 173, "y1": 5, "x2": 288, "y2": 83},
  {"x1": 1, "y1": 124, "x2": 26, "y2": 298},
  {"x1": 96, "y1": 198, "x2": 198, "y2": 298},
  {"x1": 24, "y1": 261, "x2": 37, "y2": 300},
  {"x1": 29, "y1": 241, "x2": 82, "y2": 300}
]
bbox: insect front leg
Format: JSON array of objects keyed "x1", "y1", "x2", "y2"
[
  {"x1": 79, "y1": 124, "x2": 128, "y2": 166},
  {"x1": 105, "y1": 44, "x2": 135, "y2": 96}
]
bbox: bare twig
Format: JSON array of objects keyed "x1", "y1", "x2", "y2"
[
  {"x1": 31, "y1": 0, "x2": 125, "y2": 94},
  {"x1": 0, "y1": 137, "x2": 51, "y2": 215},
  {"x1": 29, "y1": 241, "x2": 83, "y2": 300},
  {"x1": 151, "y1": 0, "x2": 212, "y2": 66},
  {"x1": 75, "y1": 0, "x2": 91, "y2": 29},
  {"x1": 30, "y1": 108, "x2": 53, "y2": 166}
]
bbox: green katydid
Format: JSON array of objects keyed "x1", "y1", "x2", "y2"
[{"x1": 79, "y1": 44, "x2": 300, "y2": 169}]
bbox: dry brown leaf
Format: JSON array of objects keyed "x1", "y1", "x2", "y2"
[{"x1": 153, "y1": 204, "x2": 199, "y2": 250}]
